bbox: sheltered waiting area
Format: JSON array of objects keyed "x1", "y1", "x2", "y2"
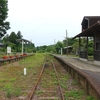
[
  {"x1": 17, "y1": 38, "x2": 31, "y2": 55},
  {"x1": 63, "y1": 46, "x2": 73, "y2": 54},
  {"x1": 73, "y1": 16, "x2": 100, "y2": 63}
]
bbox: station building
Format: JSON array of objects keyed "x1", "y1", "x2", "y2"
[{"x1": 73, "y1": 16, "x2": 100, "y2": 65}]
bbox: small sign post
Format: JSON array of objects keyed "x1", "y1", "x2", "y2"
[
  {"x1": 24, "y1": 68, "x2": 26, "y2": 75},
  {"x1": 7, "y1": 46, "x2": 11, "y2": 55}
]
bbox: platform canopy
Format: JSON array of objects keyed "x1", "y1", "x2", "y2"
[
  {"x1": 16, "y1": 38, "x2": 31, "y2": 43},
  {"x1": 16, "y1": 38, "x2": 31, "y2": 55},
  {"x1": 72, "y1": 20, "x2": 100, "y2": 39}
]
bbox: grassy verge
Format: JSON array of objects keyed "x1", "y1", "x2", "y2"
[
  {"x1": 0, "y1": 53, "x2": 45, "y2": 98},
  {"x1": 0, "y1": 53, "x2": 96, "y2": 99}
]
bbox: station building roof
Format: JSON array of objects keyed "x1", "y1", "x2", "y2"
[
  {"x1": 73, "y1": 20, "x2": 100, "y2": 39},
  {"x1": 16, "y1": 38, "x2": 31, "y2": 43}
]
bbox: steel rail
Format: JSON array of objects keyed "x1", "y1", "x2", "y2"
[
  {"x1": 52, "y1": 62, "x2": 65, "y2": 100},
  {"x1": 28, "y1": 59, "x2": 65, "y2": 100},
  {"x1": 28, "y1": 63, "x2": 46, "y2": 100}
]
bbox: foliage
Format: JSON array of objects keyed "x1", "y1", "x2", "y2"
[
  {"x1": 63, "y1": 37, "x2": 75, "y2": 47},
  {"x1": 9, "y1": 32, "x2": 17, "y2": 44},
  {"x1": 46, "y1": 45, "x2": 56, "y2": 53},
  {"x1": 36, "y1": 45, "x2": 56, "y2": 53},
  {"x1": 17, "y1": 31, "x2": 23, "y2": 39},
  {"x1": 4, "y1": 83, "x2": 13, "y2": 98},
  {"x1": 65, "y1": 90, "x2": 84, "y2": 99},
  {"x1": 0, "y1": 0, "x2": 10, "y2": 38},
  {"x1": 2, "y1": 31, "x2": 35, "y2": 52},
  {"x1": 86, "y1": 96, "x2": 96, "y2": 100},
  {"x1": 55, "y1": 41, "x2": 64, "y2": 54},
  {"x1": 72, "y1": 38, "x2": 79, "y2": 54},
  {"x1": 88, "y1": 47, "x2": 93, "y2": 56}
]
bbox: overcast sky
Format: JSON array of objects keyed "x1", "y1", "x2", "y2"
[{"x1": 6, "y1": 0, "x2": 100, "y2": 46}]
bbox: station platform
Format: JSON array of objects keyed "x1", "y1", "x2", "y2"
[
  {"x1": 52, "y1": 54, "x2": 100, "y2": 99},
  {"x1": 54, "y1": 55, "x2": 100, "y2": 72}
]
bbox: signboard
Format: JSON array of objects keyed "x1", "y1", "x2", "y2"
[{"x1": 7, "y1": 46, "x2": 11, "y2": 54}]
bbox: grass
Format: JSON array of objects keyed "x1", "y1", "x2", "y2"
[
  {"x1": 65, "y1": 90, "x2": 84, "y2": 99},
  {"x1": 71, "y1": 80, "x2": 78, "y2": 85},
  {"x1": 4, "y1": 83, "x2": 21, "y2": 98},
  {"x1": 86, "y1": 96, "x2": 96, "y2": 100},
  {"x1": 0, "y1": 53, "x2": 45, "y2": 98},
  {"x1": 35, "y1": 90, "x2": 43, "y2": 95},
  {"x1": 0, "y1": 53, "x2": 97, "y2": 99},
  {"x1": 13, "y1": 88, "x2": 21, "y2": 97}
]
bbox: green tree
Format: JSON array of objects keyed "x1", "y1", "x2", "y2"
[
  {"x1": 26, "y1": 42, "x2": 35, "y2": 53},
  {"x1": 9, "y1": 32, "x2": 17, "y2": 44},
  {"x1": 17, "y1": 31, "x2": 23, "y2": 39},
  {"x1": 3, "y1": 34, "x2": 9, "y2": 42},
  {"x1": 55, "y1": 41, "x2": 64, "y2": 54},
  {"x1": 16, "y1": 31, "x2": 23, "y2": 52},
  {"x1": 0, "y1": 0, "x2": 10, "y2": 38},
  {"x1": 63, "y1": 37, "x2": 75, "y2": 47},
  {"x1": 46, "y1": 45, "x2": 56, "y2": 53},
  {"x1": 72, "y1": 39, "x2": 79, "y2": 55},
  {"x1": 8, "y1": 32, "x2": 17, "y2": 51}
]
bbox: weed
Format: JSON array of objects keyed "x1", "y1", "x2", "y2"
[
  {"x1": 4, "y1": 83, "x2": 13, "y2": 90},
  {"x1": 50, "y1": 72, "x2": 55, "y2": 77},
  {"x1": 42, "y1": 82, "x2": 48, "y2": 88},
  {"x1": 4, "y1": 83, "x2": 13, "y2": 98},
  {"x1": 72, "y1": 80, "x2": 78, "y2": 85},
  {"x1": 33, "y1": 71, "x2": 36, "y2": 75},
  {"x1": 6, "y1": 89, "x2": 12, "y2": 98},
  {"x1": 61, "y1": 77, "x2": 67, "y2": 81},
  {"x1": 35, "y1": 90, "x2": 43, "y2": 95},
  {"x1": 10, "y1": 78, "x2": 16, "y2": 82},
  {"x1": 65, "y1": 90, "x2": 84, "y2": 99},
  {"x1": 53, "y1": 81, "x2": 59, "y2": 85},
  {"x1": 0, "y1": 79, "x2": 6, "y2": 82},
  {"x1": 60, "y1": 83, "x2": 67, "y2": 89},
  {"x1": 28, "y1": 66, "x2": 31, "y2": 69},
  {"x1": 86, "y1": 96, "x2": 96, "y2": 100},
  {"x1": 44, "y1": 78, "x2": 46, "y2": 81},
  {"x1": 13, "y1": 88, "x2": 21, "y2": 97}
]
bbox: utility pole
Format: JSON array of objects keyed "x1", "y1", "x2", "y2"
[
  {"x1": 66, "y1": 30, "x2": 68, "y2": 56},
  {"x1": 54, "y1": 39, "x2": 56, "y2": 54},
  {"x1": 54, "y1": 39, "x2": 56, "y2": 45}
]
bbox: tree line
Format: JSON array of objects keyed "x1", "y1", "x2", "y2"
[
  {"x1": 0, "y1": 0, "x2": 93, "y2": 56},
  {"x1": 1, "y1": 31, "x2": 35, "y2": 53}
]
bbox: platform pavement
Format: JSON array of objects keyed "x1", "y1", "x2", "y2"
[
  {"x1": 53, "y1": 54, "x2": 100, "y2": 99},
  {"x1": 54, "y1": 55, "x2": 100, "y2": 72}
]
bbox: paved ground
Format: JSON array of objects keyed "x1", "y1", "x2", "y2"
[{"x1": 55, "y1": 55, "x2": 100, "y2": 72}]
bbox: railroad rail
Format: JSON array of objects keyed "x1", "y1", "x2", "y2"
[{"x1": 28, "y1": 59, "x2": 64, "y2": 100}]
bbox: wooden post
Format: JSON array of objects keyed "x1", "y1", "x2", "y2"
[
  {"x1": 86, "y1": 35, "x2": 88, "y2": 59},
  {"x1": 66, "y1": 30, "x2": 68, "y2": 55},
  {"x1": 79, "y1": 36, "x2": 81, "y2": 57},
  {"x1": 22, "y1": 40, "x2": 24, "y2": 55}
]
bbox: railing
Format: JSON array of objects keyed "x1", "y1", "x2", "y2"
[
  {"x1": 94, "y1": 51, "x2": 100, "y2": 61},
  {"x1": 79, "y1": 51, "x2": 88, "y2": 59}
]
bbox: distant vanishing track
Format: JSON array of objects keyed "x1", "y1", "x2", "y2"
[{"x1": 28, "y1": 57, "x2": 64, "y2": 100}]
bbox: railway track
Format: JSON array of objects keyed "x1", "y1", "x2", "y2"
[{"x1": 28, "y1": 58, "x2": 64, "y2": 100}]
